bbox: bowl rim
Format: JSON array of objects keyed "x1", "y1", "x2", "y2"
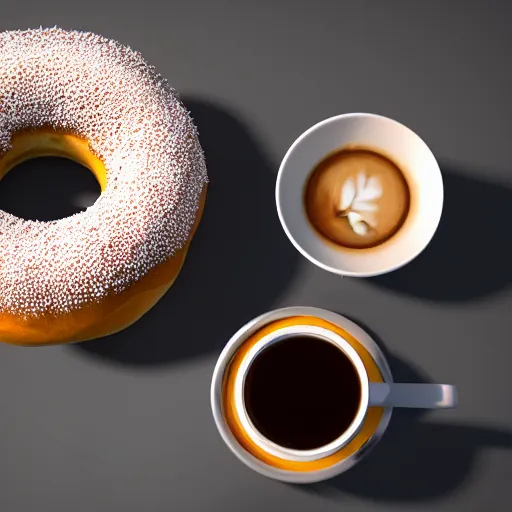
[{"x1": 275, "y1": 112, "x2": 444, "y2": 277}]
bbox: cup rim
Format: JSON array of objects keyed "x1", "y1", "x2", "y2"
[
  {"x1": 275, "y1": 112, "x2": 444, "y2": 277},
  {"x1": 234, "y1": 325, "x2": 370, "y2": 462}
]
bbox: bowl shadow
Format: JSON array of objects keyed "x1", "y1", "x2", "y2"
[
  {"x1": 299, "y1": 318, "x2": 512, "y2": 502},
  {"x1": 367, "y1": 165, "x2": 512, "y2": 301},
  {"x1": 67, "y1": 97, "x2": 299, "y2": 366}
]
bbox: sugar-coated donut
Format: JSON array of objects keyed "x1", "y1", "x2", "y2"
[{"x1": 0, "y1": 28, "x2": 208, "y2": 346}]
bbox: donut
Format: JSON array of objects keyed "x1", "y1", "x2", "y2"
[{"x1": 0, "y1": 28, "x2": 208, "y2": 346}]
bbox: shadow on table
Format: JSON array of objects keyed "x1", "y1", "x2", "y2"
[
  {"x1": 367, "y1": 164, "x2": 512, "y2": 301},
  {"x1": 68, "y1": 97, "x2": 299, "y2": 366},
  {"x1": 298, "y1": 319, "x2": 512, "y2": 502}
]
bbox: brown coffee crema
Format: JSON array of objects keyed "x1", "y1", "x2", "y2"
[{"x1": 304, "y1": 148, "x2": 410, "y2": 249}]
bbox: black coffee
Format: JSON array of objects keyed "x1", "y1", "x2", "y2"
[{"x1": 244, "y1": 336, "x2": 361, "y2": 450}]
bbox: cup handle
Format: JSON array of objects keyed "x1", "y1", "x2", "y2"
[{"x1": 369, "y1": 383, "x2": 458, "y2": 409}]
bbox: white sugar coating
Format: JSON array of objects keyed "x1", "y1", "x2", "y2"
[{"x1": 0, "y1": 27, "x2": 208, "y2": 317}]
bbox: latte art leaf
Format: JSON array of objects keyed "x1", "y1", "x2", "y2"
[
  {"x1": 338, "y1": 171, "x2": 382, "y2": 236},
  {"x1": 347, "y1": 212, "x2": 370, "y2": 236},
  {"x1": 351, "y1": 201, "x2": 378, "y2": 212},
  {"x1": 356, "y1": 175, "x2": 382, "y2": 202},
  {"x1": 340, "y1": 176, "x2": 356, "y2": 211}
]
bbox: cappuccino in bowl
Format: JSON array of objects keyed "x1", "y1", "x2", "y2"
[
  {"x1": 276, "y1": 113, "x2": 443, "y2": 277},
  {"x1": 304, "y1": 147, "x2": 410, "y2": 250}
]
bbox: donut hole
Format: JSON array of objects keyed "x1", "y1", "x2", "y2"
[
  {"x1": 0, "y1": 130, "x2": 105, "y2": 221},
  {"x1": 0, "y1": 156, "x2": 101, "y2": 221}
]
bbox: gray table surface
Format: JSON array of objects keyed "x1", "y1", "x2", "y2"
[{"x1": 1, "y1": 0, "x2": 511, "y2": 510}]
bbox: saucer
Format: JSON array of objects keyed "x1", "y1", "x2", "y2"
[{"x1": 211, "y1": 306, "x2": 394, "y2": 483}]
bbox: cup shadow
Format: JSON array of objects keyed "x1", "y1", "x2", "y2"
[
  {"x1": 300, "y1": 319, "x2": 512, "y2": 502},
  {"x1": 367, "y1": 165, "x2": 512, "y2": 301},
  {"x1": 66, "y1": 97, "x2": 299, "y2": 366}
]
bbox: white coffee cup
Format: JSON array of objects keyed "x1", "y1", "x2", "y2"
[
  {"x1": 234, "y1": 324, "x2": 457, "y2": 463},
  {"x1": 211, "y1": 307, "x2": 457, "y2": 483},
  {"x1": 275, "y1": 113, "x2": 443, "y2": 277}
]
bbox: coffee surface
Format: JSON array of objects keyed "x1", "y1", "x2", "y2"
[
  {"x1": 244, "y1": 336, "x2": 361, "y2": 450},
  {"x1": 304, "y1": 148, "x2": 410, "y2": 249}
]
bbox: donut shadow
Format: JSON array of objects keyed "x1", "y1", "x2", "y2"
[
  {"x1": 295, "y1": 318, "x2": 512, "y2": 503},
  {"x1": 366, "y1": 165, "x2": 512, "y2": 301},
  {"x1": 69, "y1": 98, "x2": 299, "y2": 366}
]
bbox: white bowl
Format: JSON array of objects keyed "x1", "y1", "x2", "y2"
[{"x1": 276, "y1": 113, "x2": 443, "y2": 277}]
